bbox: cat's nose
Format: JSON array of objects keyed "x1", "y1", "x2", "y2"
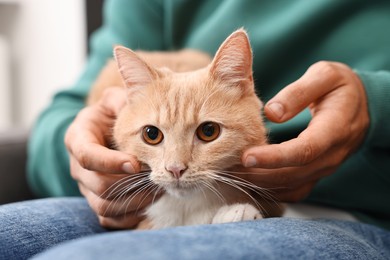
[{"x1": 165, "y1": 165, "x2": 188, "y2": 179}]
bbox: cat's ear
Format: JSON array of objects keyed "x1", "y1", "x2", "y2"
[
  {"x1": 210, "y1": 29, "x2": 253, "y2": 88},
  {"x1": 114, "y1": 46, "x2": 158, "y2": 89}
]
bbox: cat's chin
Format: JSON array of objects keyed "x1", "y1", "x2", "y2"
[{"x1": 164, "y1": 184, "x2": 202, "y2": 199}]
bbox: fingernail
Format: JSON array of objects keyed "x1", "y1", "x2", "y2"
[
  {"x1": 268, "y1": 102, "x2": 284, "y2": 120},
  {"x1": 122, "y1": 162, "x2": 135, "y2": 173},
  {"x1": 244, "y1": 156, "x2": 257, "y2": 167}
]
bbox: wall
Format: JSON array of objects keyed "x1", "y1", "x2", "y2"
[{"x1": 0, "y1": 0, "x2": 86, "y2": 130}]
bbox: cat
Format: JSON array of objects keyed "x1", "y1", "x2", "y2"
[{"x1": 89, "y1": 29, "x2": 281, "y2": 229}]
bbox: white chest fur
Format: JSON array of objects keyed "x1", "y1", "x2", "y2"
[
  {"x1": 145, "y1": 189, "x2": 223, "y2": 229},
  {"x1": 144, "y1": 185, "x2": 262, "y2": 229}
]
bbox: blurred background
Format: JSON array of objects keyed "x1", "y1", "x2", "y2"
[
  {"x1": 0, "y1": 0, "x2": 103, "y2": 203},
  {"x1": 0, "y1": 0, "x2": 103, "y2": 131}
]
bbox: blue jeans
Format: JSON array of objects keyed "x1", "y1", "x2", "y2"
[{"x1": 0, "y1": 198, "x2": 389, "y2": 260}]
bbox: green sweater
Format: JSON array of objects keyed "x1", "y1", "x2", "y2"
[{"x1": 28, "y1": 0, "x2": 390, "y2": 230}]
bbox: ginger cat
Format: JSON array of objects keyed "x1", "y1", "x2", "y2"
[{"x1": 89, "y1": 29, "x2": 281, "y2": 229}]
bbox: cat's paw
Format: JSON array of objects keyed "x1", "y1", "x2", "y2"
[{"x1": 212, "y1": 203, "x2": 263, "y2": 224}]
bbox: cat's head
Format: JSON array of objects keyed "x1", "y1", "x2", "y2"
[{"x1": 113, "y1": 29, "x2": 267, "y2": 197}]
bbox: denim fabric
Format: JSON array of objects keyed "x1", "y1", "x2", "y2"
[
  {"x1": 32, "y1": 218, "x2": 390, "y2": 260},
  {"x1": 1, "y1": 198, "x2": 389, "y2": 260},
  {"x1": 0, "y1": 198, "x2": 106, "y2": 260}
]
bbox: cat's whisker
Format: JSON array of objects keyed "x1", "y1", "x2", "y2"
[
  {"x1": 195, "y1": 182, "x2": 208, "y2": 201},
  {"x1": 99, "y1": 172, "x2": 150, "y2": 200},
  {"x1": 108, "y1": 176, "x2": 150, "y2": 204},
  {"x1": 134, "y1": 183, "x2": 160, "y2": 214},
  {"x1": 215, "y1": 171, "x2": 278, "y2": 203},
  {"x1": 219, "y1": 170, "x2": 290, "y2": 189},
  {"x1": 229, "y1": 178, "x2": 281, "y2": 209},
  {"x1": 199, "y1": 179, "x2": 226, "y2": 204},
  {"x1": 95, "y1": 173, "x2": 149, "y2": 216},
  {"x1": 216, "y1": 172, "x2": 280, "y2": 209},
  {"x1": 106, "y1": 177, "x2": 150, "y2": 206},
  {"x1": 213, "y1": 176, "x2": 263, "y2": 209},
  {"x1": 209, "y1": 173, "x2": 265, "y2": 214},
  {"x1": 151, "y1": 186, "x2": 163, "y2": 206},
  {"x1": 193, "y1": 180, "x2": 206, "y2": 200},
  {"x1": 121, "y1": 180, "x2": 156, "y2": 216},
  {"x1": 221, "y1": 169, "x2": 274, "y2": 175},
  {"x1": 102, "y1": 176, "x2": 151, "y2": 217},
  {"x1": 213, "y1": 171, "x2": 284, "y2": 213}
]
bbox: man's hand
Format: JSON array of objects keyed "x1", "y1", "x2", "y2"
[
  {"x1": 241, "y1": 61, "x2": 369, "y2": 202},
  {"x1": 65, "y1": 87, "x2": 154, "y2": 229}
]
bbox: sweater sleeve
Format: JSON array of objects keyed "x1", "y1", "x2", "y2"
[
  {"x1": 356, "y1": 70, "x2": 390, "y2": 149},
  {"x1": 27, "y1": 0, "x2": 164, "y2": 197}
]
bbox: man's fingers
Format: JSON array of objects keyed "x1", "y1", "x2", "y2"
[
  {"x1": 243, "y1": 167, "x2": 334, "y2": 202},
  {"x1": 79, "y1": 183, "x2": 155, "y2": 217},
  {"x1": 243, "y1": 97, "x2": 355, "y2": 169},
  {"x1": 98, "y1": 214, "x2": 144, "y2": 229},
  {"x1": 72, "y1": 143, "x2": 139, "y2": 174},
  {"x1": 265, "y1": 61, "x2": 345, "y2": 122},
  {"x1": 243, "y1": 133, "x2": 328, "y2": 169},
  {"x1": 273, "y1": 181, "x2": 318, "y2": 202},
  {"x1": 65, "y1": 114, "x2": 140, "y2": 174},
  {"x1": 242, "y1": 163, "x2": 335, "y2": 188},
  {"x1": 71, "y1": 164, "x2": 141, "y2": 199}
]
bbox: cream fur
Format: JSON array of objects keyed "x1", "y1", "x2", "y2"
[{"x1": 89, "y1": 29, "x2": 278, "y2": 229}]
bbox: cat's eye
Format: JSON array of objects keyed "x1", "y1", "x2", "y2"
[
  {"x1": 196, "y1": 122, "x2": 221, "y2": 142},
  {"x1": 142, "y1": 126, "x2": 164, "y2": 145}
]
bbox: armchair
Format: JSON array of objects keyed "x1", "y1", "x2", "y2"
[{"x1": 0, "y1": 129, "x2": 34, "y2": 204}]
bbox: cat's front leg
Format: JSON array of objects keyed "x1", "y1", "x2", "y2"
[{"x1": 212, "y1": 203, "x2": 263, "y2": 224}]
